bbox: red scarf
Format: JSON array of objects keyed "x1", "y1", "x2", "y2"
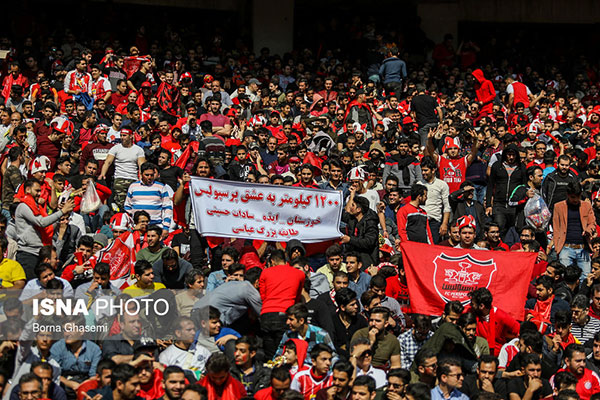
[
  {"x1": 533, "y1": 295, "x2": 554, "y2": 322},
  {"x1": 21, "y1": 194, "x2": 53, "y2": 246},
  {"x1": 198, "y1": 375, "x2": 246, "y2": 400}
]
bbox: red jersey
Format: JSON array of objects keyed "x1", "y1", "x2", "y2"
[
  {"x1": 438, "y1": 155, "x2": 468, "y2": 193},
  {"x1": 64, "y1": 70, "x2": 92, "y2": 94},
  {"x1": 552, "y1": 368, "x2": 600, "y2": 400},
  {"x1": 473, "y1": 306, "x2": 520, "y2": 356},
  {"x1": 290, "y1": 369, "x2": 332, "y2": 400},
  {"x1": 91, "y1": 76, "x2": 111, "y2": 101}
]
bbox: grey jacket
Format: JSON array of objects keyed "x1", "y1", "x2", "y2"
[
  {"x1": 192, "y1": 281, "x2": 262, "y2": 325},
  {"x1": 15, "y1": 203, "x2": 63, "y2": 255}
]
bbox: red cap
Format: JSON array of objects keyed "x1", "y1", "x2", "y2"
[
  {"x1": 203, "y1": 74, "x2": 214, "y2": 83},
  {"x1": 402, "y1": 116, "x2": 414, "y2": 125},
  {"x1": 141, "y1": 81, "x2": 151, "y2": 88}
]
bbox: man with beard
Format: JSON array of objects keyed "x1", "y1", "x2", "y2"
[
  {"x1": 525, "y1": 275, "x2": 570, "y2": 325},
  {"x1": 543, "y1": 155, "x2": 578, "y2": 210},
  {"x1": 383, "y1": 137, "x2": 421, "y2": 197},
  {"x1": 157, "y1": 367, "x2": 186, "y2": 400},
  {"x1": 468, "y1": 288, "x2": 520, "y2": 356},
  {"x1": 486, "y1": 144, "x2": 527, "y2": 238},
  {"x1": 329, "y1": 288, "x2": 368, "y2": 359},
  {"x1": 88, "y1": 364, "x2": 144, "y2": 400},
  {"x1": 460, "y1": 355, "x2": 507, "y2": 399},
  {"x1": 509, "y1": 166, "x2": 544, "y2": 234},
  {"x1": 477, "y1": 223, "x2": 509, "y2": 251},
  {"x1": 157, "y1": 149, "x2": 182, "y2": 192},
  {"x1": 420, "y1": 157, "x2": 450, "y2": 244},
  {"x1": 226, "y1": 337, "x2": 269, "y2": 396},
  {"x1": 340, "y1": 196, "x2": 379, "y2": 267},
  {"x1": 254, "y1": 367, "x2": 291, "y2": 400},
  {"x1": 397, "y1": 183, "x2": 433, "y2": 245},
  {"x1": 439, "y1": 224, "x2": 461, "y2": 248},
  {"x1": 457, "y1": 312, "x2": 490, "y2": 358},
  {"x1": 80, "y1": 124, "x2": 113, "y2": 175},
  {"x1": 315, "y1": 361, "x2": 353, "y2": 400},
  {"x1": 551, "y1": 344, "x2": 600, "y2": 400}
]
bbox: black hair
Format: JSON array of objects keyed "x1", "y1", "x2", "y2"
[
  {"x1": 410, "y1": 183, "x2": 427, "y2": 199},
  {"x1": 387, "y1": 368, "x2": 411, "y2": 384},
  {"x1": 564, "y1": 343, "x2": 586, "y2": 360},
  {"x1": 245, "y1": 267, "x2": 262, "y2": 285},
  {"x1": 134, "y1": 260, "x2": 153, "y2": 276},
  {"x1": 332, "y1": 361, "x2": 354, "y2": 378},
  {"x1": 534, "y1": 275, "x2": 554, "y2": 290},
  {"x1": 405, "y1": 383, "x2": 431, "y2": 400},
  {"x1": 163, "y1": 365, "x2": 185, "y2": 380},
  {"x1": 444, "y1": 301, "x2": 464, "y2": 316},
  {"x1": 270, "y1": 365, "x2": 291, "y2": 382},
  {"x1": 110, "y1": 364, "x2": 138, "y2": 389},
  {"x1": 235, "y1": 336, "x2": 258, "y2": 353},
  {"x1": 310, "y1": 343, "x2": 333, "y2": 360},
  {"x1": 469, "y1": 287, "x2": 493, "y2": 308},
  {"x1": 335, "y1": 288, "x2": 357, "y2": 308},
  {"x1": 205, "y1": 352, "x2": 230, "y2": 374},
  {"x1": 94, "y1": 262, "x2": 110, "y2": 276},
  {"x1": 555, "y1": 310, "x2": 572, "y2": 328},
  {"x1": 436, "y1": 358, "x2": 461, "y2": 380},
  {"x1": 77, "y1": 235, "x2": 94, "y2": 249},
  {"x1": 353, "y1": 375, "x2": 376, "y2": 393},
  {"x1": 286, "y1": 304, "x2": 308, "y2": 322},
  {"x1": 477, "y1": 355, "x2": 498, "y2": 368}
]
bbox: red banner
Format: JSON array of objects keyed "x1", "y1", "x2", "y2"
[
  {"x1": 90, "y1": 231, "x2": 136, "y2": 289},
  {"x1": 400, "y1": 242, "x2": 536, "y2": 320}
]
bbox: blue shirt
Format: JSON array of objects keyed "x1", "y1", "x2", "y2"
[
  {"x1": 206, "y1": 270, "x2": 226, "y2": 292},
  {"x1": 50, "y1": 340, "x2": 102, "y2": 377},
  {"x1": 348, "y1": 272, "x2": 371, "y2": 299},
  {"x1": 431, "y1": 386, "x2": 469, "y2": 400}
]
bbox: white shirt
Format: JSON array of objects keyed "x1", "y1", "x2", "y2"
[
  {"x1": 421, "y1": 177, "x2": 450, "y2": 222},
  {"x1": 356, "y1": 365, "x2": 387, "y2": 388},
  {"x1": 108, "y1": 144, "x2": 145, "y2": 180},
  {"x1": 158, "y1": 343, "x2": 211, "y2": 371}
]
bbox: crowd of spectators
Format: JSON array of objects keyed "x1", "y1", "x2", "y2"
[{"x1": 0, "y1": 15, "x2": 599, "y2": 400}]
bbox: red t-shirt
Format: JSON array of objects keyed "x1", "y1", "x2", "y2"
[
  {"x1": 473, "y1": 307, "x2": 520, "y2": 356},
  {"x1": 553, "y1": 368, "x2": 600, "y2": 400},
  {"x1": 259, "y1": 264, "x2": 305, "y2": 314},
  {"x1": 36, "y1": 134, "x2": 62, "y2": 168},
  {"x1": 438, "y1": 155, "x2": 468, "y2": 193}
]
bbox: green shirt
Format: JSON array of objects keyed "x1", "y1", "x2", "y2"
[{"x1": 135, "y1": 246, "x2": 168, "y2": 265}]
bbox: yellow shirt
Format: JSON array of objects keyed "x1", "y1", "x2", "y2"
[
  {"x1": 122, "y1": 282, "x2": 166, "y2": 298},
  {"x1": 0, "y1": 258, "x2": 26, "y2": 287},
  {"x1": 315, "y1": 263, "x2": 348, "y2": 289}
]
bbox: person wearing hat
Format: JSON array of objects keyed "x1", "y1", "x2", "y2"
[
  {"x1": 424, "y1": 126, "x2": 480, "y2": 194},
  {"x1": 247, "y1": 78, "x2": 262, "y2": 103},
  {"x1": 454, "y1": 216, "x2": 484, "y2": 250}
]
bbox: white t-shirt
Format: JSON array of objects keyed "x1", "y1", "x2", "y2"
[
  {"x1": 506, "y1": 82, "x2": 532, "y2": 96},
  {"x1": 158, "y1": 344, "x2": 211, "y2": 371},
  {"x1": 107, "y1": 127, "x2": 121, "y2": 143},
  {"x1": 109, "y1": 144, "x2": 144, "y2": 180}
]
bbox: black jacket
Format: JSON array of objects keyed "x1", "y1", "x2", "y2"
[
  {"x1": 486, "y1": 144, "x2": 527, "y2": 207},
  {"x1": 230, "y1": 362, "x2": 270, "y2": 396},
  {"x1": 342, "y1": 209, "x2": 379, "y2": 267},
  {"x1": 542, "y1": 169, "x2": 578, "y2": 210},
  {"x1": 450, "y1": 188, "x2": 486, "y2": 238}
]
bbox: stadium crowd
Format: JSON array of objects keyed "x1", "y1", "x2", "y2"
[{"x1": 0, "y1": 17, "x2": 599, "y2": 400}]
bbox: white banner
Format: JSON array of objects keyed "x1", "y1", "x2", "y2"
[{"x1": 190, "y1": 177, "x2": 343, "y2": 242}]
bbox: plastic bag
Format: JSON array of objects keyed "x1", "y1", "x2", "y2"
[
  {"x1": 524, "y1": 194, "x2": 552, "y2": 230},
  {"x1": 81, "y1": 181, "x2": 101, "y2": 213}
]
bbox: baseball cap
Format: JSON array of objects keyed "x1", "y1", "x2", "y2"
[
  {"x1": 289, "y1": 156, "x2": 301, "y2": 163},
  {"x1": 141, "y1": 81, "x2": 151, "y2": 88},
  {"x1": 249, "y1": 78, "x2": 261, "y2": 86}
]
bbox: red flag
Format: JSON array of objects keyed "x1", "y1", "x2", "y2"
[
  {"x1": 90, "y1": 231, "x2": 136, "y2": 289},
  {"x1": 400, "y1": 242, "x2": 536, "y2": 320},
  {"x1": 175, "y1": 141, "x2": 199, "y2": 169},
  {"x1": 123, "y1": 56, "x2": 149, "y2": 78}
]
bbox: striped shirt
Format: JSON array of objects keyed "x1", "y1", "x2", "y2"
[
  {"x1": 124, "y1": 180, "x2": 173, "y2": 230},
  {"x1": 572, "y1": 316, "x2": 600, "y2": 344}
]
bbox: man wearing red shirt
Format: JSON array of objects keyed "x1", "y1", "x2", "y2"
[
  {"x1": 1, "y1": 61, "x2": 29, "y2": 100},
  {"x1": 258, "y1": 249, "x2": 305, "y2": 360},
  {"x1": 552, "y1": 344, "x2": 600, "y2": 400},
  {"x1": 468, "y1": 287, "x2": 520, "y2": 357},
  {"x1": 396, "y1": 183, "x2": 434, "y2": 244},
  {"x1": 37, "y1": 119, "x2": 69, "y2": 169},
  {"x1": 34, "y1": 102, "x2": 57, "y2": 138}
]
